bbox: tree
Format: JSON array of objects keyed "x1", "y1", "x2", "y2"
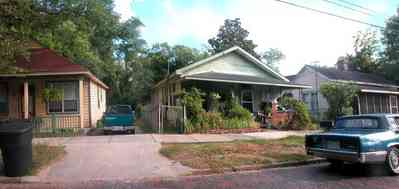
[
  {"x1": 345, "y1": 30, "x2": 380, "y2": 73},
  {"x1": 381, "y1": 12, "x2": 399, "y2": 82},
  {"x1": 145, "y1": 43, "x2": 208, "y2": 82},
  {"x1": 208, "y1": 18, "x2": 259, "y2": 58},
  {"x1": 262, "y1": 48, "x2": 285, "y2": 72},
  {"x1": 320, "y1": 82, "x2": 359, "y2": 120}
]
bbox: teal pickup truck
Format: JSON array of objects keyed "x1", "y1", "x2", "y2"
[{"x1": 102, "y1": 105, "x2": 135, "y2": 134}]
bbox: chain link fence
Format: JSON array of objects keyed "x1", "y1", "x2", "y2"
[{"x1": 143, "y1": 104, "x2": 186, "y2": 134}]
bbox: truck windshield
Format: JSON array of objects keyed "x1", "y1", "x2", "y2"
[
  {"x1": 107, "y1": 106, "x2": 132, "y2": 114},
  {"x1": 335, "y1": 118, "x2": 379, "y2": 129}
]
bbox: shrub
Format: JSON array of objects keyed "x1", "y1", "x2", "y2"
[
  {"x1": 180, "y1": 88, "x2": 205, "y2": 119},
  {"x1": 279, "y1": 96, "x2": 313, "y2": 130},
  {"x1": 191, "y1": 112, "x2": 224, "y2": 133},
  {"x1": 227, "y1": 103, "x2": 252, "y2": 121}
]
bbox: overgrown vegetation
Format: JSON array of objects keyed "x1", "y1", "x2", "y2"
[
  {"x1": 320, "y1": 82, "x2": 359, "y2": 120},
  {"x1": 180, "y1": 88, "x2": 256, "y2": 133},
  {"x1": 279, "y1": 96, "x2": 315, "y2": 130},
  {"x1": 160, "y1": 136, "x2": 311, "y2": 173}
]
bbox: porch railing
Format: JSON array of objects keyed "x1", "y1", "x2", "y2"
[{"x1": 31, "y1": 114, "x2": 82, "y2": 138}]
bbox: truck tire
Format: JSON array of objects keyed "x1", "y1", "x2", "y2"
[{"x1": 386, "y1": 147, "x2": 399, "y2": 175}]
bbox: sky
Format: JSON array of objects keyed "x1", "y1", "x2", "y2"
[{"x1": 113, "y1": 0, "x2": 398, "y2": 75}]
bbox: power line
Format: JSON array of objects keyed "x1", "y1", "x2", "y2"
[
  {"x1": 274, "y1": 0, "x2": 384, "y2": 29},
  {"x1": 320, "y1": 0, "x2": 372, "y2": 16},
  {"x1": 335, "y1": 0, "x2": 377, "y2": 14}
]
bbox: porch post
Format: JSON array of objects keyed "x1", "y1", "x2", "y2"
[
  {"x1": 357, "y1": 95, "x2": 361, "y2": 115},
  {"x1": 79, "y1": 79, "x2": 84, "y2": 128},
  {"x1": 23, "y1": 81, "x2": 29, "y2": 119}
]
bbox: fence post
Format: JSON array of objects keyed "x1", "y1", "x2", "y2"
[
  {"x1": 158, "y1": 105, "x2": 161, "y2": 134},
  {"x1": 183, "y1": 105, "x2": 186, "y2": 133},
  {"x1": 51, "y1": 113, "x2": 56, "y2": 134}
]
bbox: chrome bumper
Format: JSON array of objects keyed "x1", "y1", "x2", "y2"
[
  {"x1": 307, "y1": 148, "x2": 387, "y2": 163},
  {"x1": 103, "y1": 126, "x2": 134, "y2": 131}
]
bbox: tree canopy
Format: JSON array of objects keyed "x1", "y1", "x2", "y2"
[
  {"x1": 208, "y1": 18, "x2": 259, "y2": 58},
  {"x1": 320, "y1": 82, "x2": 359, "y2": 120},
  {"x1": 262, "y1": 48, "x2": 285, "y2": 72}
]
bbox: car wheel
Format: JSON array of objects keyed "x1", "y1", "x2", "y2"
[
  {"x1": 386, "y1": 147, "x2": 399, "y2": 175},
  {"x1": 327, "y1": 159, "x2": 343, "y2": 170}
]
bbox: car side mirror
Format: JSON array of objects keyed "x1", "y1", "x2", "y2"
[{"x1": 320, "y1": 121, "x2": 334, "y2": 130}]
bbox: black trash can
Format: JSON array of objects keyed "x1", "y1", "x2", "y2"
[{"x1": 0, "y1": 120, "x2": 33, "y2": 177}]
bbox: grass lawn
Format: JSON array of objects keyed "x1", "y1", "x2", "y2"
[
  {"x1": 31, "y1": 144, "x2": 66, "y2": 175},
  {"x1": 160, "y1": 136, "x2": 311, "y2": 173}
]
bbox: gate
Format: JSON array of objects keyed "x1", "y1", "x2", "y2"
[{"x1": 143, "y1": 104, "x2": 186, "y2": 134}]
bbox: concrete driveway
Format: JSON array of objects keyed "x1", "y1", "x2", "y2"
[{"x1": 35, "y1": 135, "x2": 192, "y2": 182}]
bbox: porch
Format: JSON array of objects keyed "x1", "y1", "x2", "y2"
[
  {"x1": 0, "y1": 76, "x2": 87, "y2": 129},
  {"x1": 148, "y1": 72, "x2": 310, "y2": 131}
]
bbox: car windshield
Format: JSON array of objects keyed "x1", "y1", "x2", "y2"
[
  {"x1": 335, "y1": 118, "x2": 379, "y2": 129},
  {"x1": 107, "y1": 106, "x2": 131, "y2": 114}
]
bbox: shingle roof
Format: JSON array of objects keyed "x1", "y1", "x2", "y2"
[
  {"x1": 285, "y1": 75, "x2": 296, "y2": 81},
  {"x1": 15, "y1": 48, "x2": 88, "y2": 73},
  {"x1": 184, "y1": 72, "x2": 310, "y2": 88},
  {"x1": 308, "y1": 65, "x2": 395, "y2": 85}
]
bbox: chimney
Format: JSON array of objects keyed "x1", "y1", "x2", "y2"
[{"x1": 336, "y1": 56, "x2": 354, "y2": 71}]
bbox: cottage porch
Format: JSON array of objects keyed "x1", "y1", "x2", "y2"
[{"x1": 0, "y1": 76, "x2": 86, "y2": 129}]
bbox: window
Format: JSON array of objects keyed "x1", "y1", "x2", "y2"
[
  {"x1": 387, "y1": 117, "x2": 399, "y2": 130},
  {"x1": 241, "y1": 90, "x2": 253, "y2": 113},
  {"x1": 0, "y1": 83, "x2": 8, "y2": 113},
  {"x1": 48, "y1": 81, "x2": 79, "y2": 113},
  {"x1": 335, "y1": 118, "x2": 379, "y2": 129}
]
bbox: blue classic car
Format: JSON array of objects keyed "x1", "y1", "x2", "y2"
[{"x1": 305, "y1": 114, "x2": 399, "y2": 175}]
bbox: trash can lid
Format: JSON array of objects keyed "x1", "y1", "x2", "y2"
[{"x1": 0, "y1": 120, "x2": 32, "y2": 134}]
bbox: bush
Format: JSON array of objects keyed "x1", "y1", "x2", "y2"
[
  {"x1": 279, "y1": 96, "x2": 313, "y2": 130},
  {"x1": 180, "y1": 88, "x2": 205, "y2": 119},
  {"x1": 227, "y1": 103, "x2": 252, "y2": 121}
]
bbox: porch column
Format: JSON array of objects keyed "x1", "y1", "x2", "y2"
[
  {"x1": 79, "y1": 79, "x2": 84, "y2": 128},
  {"x1": 23, "y1": 81, "x2": 29, "y2": 119}
]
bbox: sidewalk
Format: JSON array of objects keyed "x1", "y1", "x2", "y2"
[{"x1": 151, "y1": 130, "x2": 320, "y2": 143}]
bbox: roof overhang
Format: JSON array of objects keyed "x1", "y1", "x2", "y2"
[
  {"x1": 332, "y1": 79, "x2": 399, "y2": 89},
  {"x1": 360, "y1": 89, "x2": 399, "y2": 95},
  {"x1": 0, "y1": 71, "x2": 109, "y2": 90},
  {"x1": 183, "y1": 75, "x2": 311, "y2": 89}
]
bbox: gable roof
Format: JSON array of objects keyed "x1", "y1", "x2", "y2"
[
  {"x1": 0, "y1": 48, "x2": 108, "y2": 89},
  {"x1": 176, "y1": 46, "x2": 289, "y2": 82},
  {"x1": 306, "y1": 65, "x2": 397, "y2": 87},
  {"x1": 15, "y1": 48, "x2": 88, "y2": 73}
]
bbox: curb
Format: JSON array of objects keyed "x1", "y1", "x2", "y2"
[
  {"x1": 191, "y1": 158, "x2": 326, "y2": 175},
  {"x1": 0, "y1": 176, "x2": 42, "y2": 184}
]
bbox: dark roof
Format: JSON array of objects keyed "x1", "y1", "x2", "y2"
[
  {"x1": 307, "y1": 65, "x2": 395, "y2": 85},
  {"x1": 15, "y1": 48, "x2": 88, "y2": 73},
  {"x1": 184, "y1": 72, "x2": 309, "y2": 88},
  {"x1": 285, "y1": 75, "x2": 296, "y2": 81}
]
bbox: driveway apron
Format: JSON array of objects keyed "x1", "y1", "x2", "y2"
[{"x1": 37, "y1": 135, "x2": 192, "y2": 182}]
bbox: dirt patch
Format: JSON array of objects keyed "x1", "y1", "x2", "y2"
[
  {"x1": 31, "y1": 144, "x2": 66, "y2": 175},
  {"x1": 160, "y1": 136, "x2": 311, "y2": 173}
]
